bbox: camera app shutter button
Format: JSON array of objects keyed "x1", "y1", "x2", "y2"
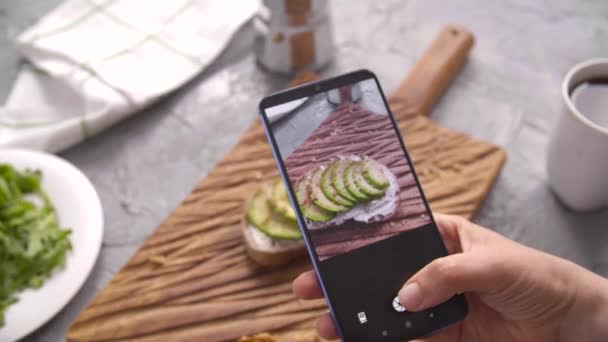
[{"x1": 392, "y1": 296, "x2": 406, "y2": 312}]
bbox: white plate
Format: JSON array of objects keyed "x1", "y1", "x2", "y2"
[
  {"x1": 0, "y1": 149, "x2": 103, "y2": 341},
  {"x1": 266, "y1": 97, "x2": 308, "y2": 123}
]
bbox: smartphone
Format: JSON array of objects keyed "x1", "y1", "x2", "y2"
[{"x1": 258, "y1": 70, "x2": 467, "y2": 341}]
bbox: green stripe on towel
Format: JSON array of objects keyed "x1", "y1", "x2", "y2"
[{"x1": 29, "y1": 0, "x2": 118, "y2": 43}]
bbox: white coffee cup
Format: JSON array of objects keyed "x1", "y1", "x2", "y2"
[{"x1": 547, "y1": 59, "x2": 608, "y2": 211}]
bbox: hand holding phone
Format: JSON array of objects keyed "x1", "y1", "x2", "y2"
[
  {"x1": 259, "y1": 70, "x2": 467, "y2": 341},
  {"x1": 296, "y1": 212, "x2": 608, "y2": 342}
]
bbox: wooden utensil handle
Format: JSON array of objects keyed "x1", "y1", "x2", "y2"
[{"x1": 393, "y1": 25, "x2": 474, "y2": 116}]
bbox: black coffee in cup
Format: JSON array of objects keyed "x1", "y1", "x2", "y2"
[
  {"x1": 548, "y1": 59, "x2": 608, "y2": 212},
  {"x1": 570, "y1": 78, "x2": 608, "y2": 128}
]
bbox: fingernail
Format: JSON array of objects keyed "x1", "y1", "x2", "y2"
[{"x1": 398, "y1": 283, "x2": 423, "y2": 310}]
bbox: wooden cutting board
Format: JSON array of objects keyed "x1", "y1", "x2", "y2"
[{"x1": 67, "y1": 25, "x2": 506, "y2": 342}]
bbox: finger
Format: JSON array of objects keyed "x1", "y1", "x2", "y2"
[
  {"x1": 434, "y1": 213, "x2": 493, "y2": 254},
  {"x1": 399, "y1": 252, "x2": 507, "y2": 311},
  {"x1": 293, "y1": 270, "x2": 324, "y2": 299},
  {"x1": 316, "y1": 313, "x2": 339, "y2": 340},
  {"x1": 433, "y1": 213, "x2": 464, "y2": 238},
  {"x1": 433, "y1": 214, "x2": 466, "y2": 254}
]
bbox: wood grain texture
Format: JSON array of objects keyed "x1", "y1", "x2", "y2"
[
  {"x1": 67, "y1": 26, "x2": 505, "y2": 342},
  {"x1": 392, "y1": 25, "x2": 475, "y2": 119},
  {"x1": 282, "y1": 100, "x2": 432, "y2": 261}
]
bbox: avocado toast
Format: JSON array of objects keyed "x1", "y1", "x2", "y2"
[
  {"x1": 243, "y1": 157, "x2": 399, "y2": 265},
  {"x1": 243, "y1": 180, "x2": 305, "y2": 266},
  {"x1": 295, "y1": 155, "x2": 399, "y2": 230}
]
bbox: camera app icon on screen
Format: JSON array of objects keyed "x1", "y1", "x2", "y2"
[{"x1": 357, "y1": 312, "x2": 368, "y2": 324}]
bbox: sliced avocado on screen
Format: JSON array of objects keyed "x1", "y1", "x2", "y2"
[
  {"x1": 320, "y1": 161, "x2": 355, "y2": 207},
  {"x1": 247, "y1": 189, "x2": 302, "y2": 240},
  {"x1": 310, "y1": 167, "x2": 349, "y2": 213},
  {"x1": 331, "y1": 160, "x2": 358, "y2": 202},
  {"x1": 352, "y1": 162, "x2": 386, "y2": 198},
  {"x1": 295, "y1": 176, "x2": 335, "y2": 222},
  {"x1": 270, "y1": 180, "x2": 297, "y2": 221},
  {"x1": 362, "y1": 160, "x2": 390, "y2": 190},
  {"x1": 344, "y1": 162, "x2": 372, "y2": 201}
]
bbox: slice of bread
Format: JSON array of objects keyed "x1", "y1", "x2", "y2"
[{"x1": 242, "y1": 222, "x2": 306, "y2": 267}]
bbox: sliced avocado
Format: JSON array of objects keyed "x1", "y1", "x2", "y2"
[
  {"x1": 270, "y1": 180, "x2": 297, "y2": 221},
  {"x1": 362, "y1": 160, "x2": 390, "y2": 190},
  {"x1": 332, "y1": 160, "x2": 358, "y2": 202},
  {"x1": 310, "y1": 167, "x2": 349, "y2": 213},
  {"x1": 263, "y1": 213, "x2": 302, "y2": 240},
  {"x1": 247, "y1": 189, "x2": 302, "y2": 240},
  {"x1": 295, "y1": 176, "x2": 335, "y2": 222},
  {"x1": 321, "y1": 161, "x2": 355, "y2": 207},
  {"x1": 344, "y1": 162, "x2": 371, "y2": 201},
  {"x1": 247, "y1": 189, "x2": 270, "y2": 227},
  {"x1": 352, "y1": 162, "x2": 386, "y2": 198}
]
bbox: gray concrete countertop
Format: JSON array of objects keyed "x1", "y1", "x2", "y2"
[{"x1": 1, "y1": 1, "x2": 608, "y2": 341}]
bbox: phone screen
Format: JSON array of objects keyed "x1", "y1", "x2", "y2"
[{"x1": 260, "y1": 71, "x2": 467, "y2": 341}]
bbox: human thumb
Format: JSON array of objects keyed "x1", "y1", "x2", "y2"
[{"x1": 398, "y1": 252, "x2": 504, "y2": 311}]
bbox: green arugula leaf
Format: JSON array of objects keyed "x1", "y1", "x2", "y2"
[{"x1": 0, "y1": 164, "x2": 71, "y2": 327}]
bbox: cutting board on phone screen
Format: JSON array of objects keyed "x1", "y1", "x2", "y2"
[{"x1": 67, "y1": 25, "x2": 506, "y2": 342}]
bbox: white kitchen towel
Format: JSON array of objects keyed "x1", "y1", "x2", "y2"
[{"x1": 0, "y1": 0, "x2": 256, "y2": 153}]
